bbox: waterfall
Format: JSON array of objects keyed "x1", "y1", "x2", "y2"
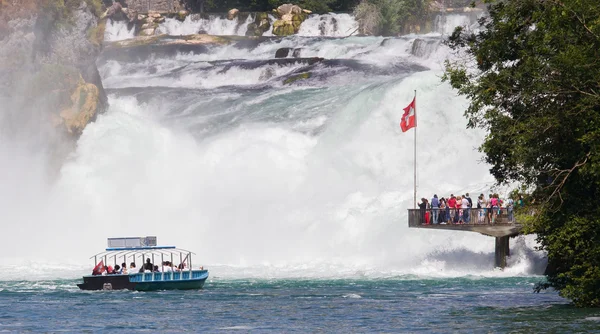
[{"x1": 0, "y1": 11, "x2": 545, "y2": 279}]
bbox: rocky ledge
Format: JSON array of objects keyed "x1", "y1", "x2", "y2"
[{"x1": 101, "y1": 33, "x2": 273, "y2": 62}]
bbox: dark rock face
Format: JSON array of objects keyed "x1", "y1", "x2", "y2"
[
  {"x1": 275, "y1": 48, "x2": 291, "y2": 58},
  {"x1": 274, "y1": 47, "x2": 302, "y2": 58}
]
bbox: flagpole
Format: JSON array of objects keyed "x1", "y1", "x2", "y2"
[{"x1": 413, "y1": 90, "x2": 417, "y2": 209}]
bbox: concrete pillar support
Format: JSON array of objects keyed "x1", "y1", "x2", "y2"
[{"x1": 495, "y1": 236, "x2": 510, "y2": 268}]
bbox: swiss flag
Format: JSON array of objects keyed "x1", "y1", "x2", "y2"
[
  {"x1": 400, "y1": 97, "x2": 416, "y2": 132},
  {"x1": 92, "y1": 260, "x2": 104, "y2": 275}
]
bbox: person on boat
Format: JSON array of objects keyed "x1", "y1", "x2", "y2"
[
  {"x1": 113, "y1": 264, "x2": 121, "y2": 274},
  {"x1": 121, "y1": 262, "x2": 128, "y2": 274},
  {"x1": 106, "y1": 265, "x2": 114, "y2": 275},
  {"x1": 163, "y1": 261, "x2": 174, "y2": 272},
  {"x1": 129, "y1": 262, "x2": 137, "y2": 273},
  {"x1": 143, "y1": 258, "x2": 153, "y2": 272}
]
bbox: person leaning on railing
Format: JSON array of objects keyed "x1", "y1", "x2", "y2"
[
  {"x1": 439, "y1": 197, "x2": 447, "y2": 224},
  {"x1": 477, "y1": 194, "x2": 485, "y2": 224},
  {"x1": 418, "y1": 198, "x2": 430, "y2": 225},
  {"x1": 431, "y1": 194, "x2": 440, "y2": 225}
]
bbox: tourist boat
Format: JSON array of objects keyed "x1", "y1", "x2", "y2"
[{"x1": 77, "y1": 236, "x2": 209, "y2": 291}]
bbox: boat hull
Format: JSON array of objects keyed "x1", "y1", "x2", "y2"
[
  {"x1": 77, "y1": 275, "x2": 135, "y2": 290},
  {"x1": 134, "y1": 279, "x2": 205, "y2": 291},
  {"x1": 77, "y1": 270, "x2": 209, "y2": 291}
]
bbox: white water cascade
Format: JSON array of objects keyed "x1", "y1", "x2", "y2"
[
  {"x1": 0, "y1": 12, "x2": 547, "y2": 280},
  {"x1": 298, "y1": 13, "x2": 358, "y2": 37},
  {"x1": 104, "y1": 19, "x2": 135, "y2": 41},
  {"x1": 157, "y1": 14, "x2": 257, "y2": 36}
]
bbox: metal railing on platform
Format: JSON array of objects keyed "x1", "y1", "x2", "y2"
[{"x1": 408, "y1": 207, "x2": 516, "y2": 226}]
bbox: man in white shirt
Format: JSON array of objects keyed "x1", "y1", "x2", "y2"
[{"x1": 462, "y1": 196, "x2": 470, "y2": 223}]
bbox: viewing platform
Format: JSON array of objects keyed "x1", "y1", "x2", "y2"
[{"x1": 407, "y1": 208, "x2": 523, "y2": 268}]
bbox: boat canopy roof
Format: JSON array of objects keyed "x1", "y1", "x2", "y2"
[
  {"x1": 90, "y1": 237, "x2": 195, "y2": 259},
  {"x1": 91, "y1": 246, "x2": 195, "y2": 259}
]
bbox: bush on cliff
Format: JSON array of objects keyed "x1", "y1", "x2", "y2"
[{"x1": 443, "y1": 0, "x2": 600, "y2": 307}]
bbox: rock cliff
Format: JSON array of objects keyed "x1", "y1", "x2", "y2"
[{"x1": 0, "y1": 0, "x2": 107, "y2": 139}]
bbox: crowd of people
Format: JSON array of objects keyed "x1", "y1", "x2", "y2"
[
  {"x1": 91, "y1": 258, "x2": 194, "y2": 276},
  {"x1": 417, "y1": 193, "x2": 525, "y2": 225}
]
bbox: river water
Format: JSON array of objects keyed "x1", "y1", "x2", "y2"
[{"x1": 1, "y1": 12, "x2": 598, "y2": 332}]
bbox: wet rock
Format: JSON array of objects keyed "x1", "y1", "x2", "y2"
[
  {"x1": 273, "y1": 22, "x2": 295, "y2": 36},
  {"x1": 100, "y1": 34, "x2": 243, "y2": 62},
  {"x1": 58, "y1": 77, "x2": 100, "y2": 135},
  {"x1": 141, "y1": 22, "x2": 158, "y2": 30},
  {"x1": 277, "y1": 4, "x2": 302, "y2": 17},
  {"x1": 275, "y1": 47, "x2": 302, "y2": 58},
  {"x1": 102, "y1": 2, "x2": 123, "y2": 20},
  {"x1": 227, "y1": 8, "x2": 239, "y2": 20},
  {"x1": 283, "y1": 72, "x2": 311, "y2": 85},
  {"x1": 177, "y1": 10, "x2": 189, "y2": 21},
  {"x1": 125, "y1": 0, "x2": 184, "y2": 13},
  {"x1": 139, "y1": 28, "x2": 156, "y2": 36},
  {"x1": 148, "y1": 11, "x2": 162, "y2": 19},
  {"x1": 245, "y1": 12, "x2": 271, "y2": 37},
  {"x1": 275, "y1": 48, "x2": 291, "y2": 58},
  {"x1": 124, "y1": 8, "x2": 138, "y2": 23},
  {"x1": 272, "y1": 7, "x2": 307, "y2": 36}
]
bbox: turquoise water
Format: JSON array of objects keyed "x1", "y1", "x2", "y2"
[{"x1": 1, "y1": 277, "x2": 597, "y2": 332}]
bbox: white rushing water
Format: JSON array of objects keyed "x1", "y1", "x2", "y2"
[
  {"x1": 104, "y1": 19, "x2": 135, "y2": 41},
  {"x1": 298, "y1": 13, "x2": 359, "y2": 37},
  {"x1": 0, "y1": 12, "x2": 546, "y2": 280},
  {"x1": 157, "y1": 14, "x2": 257, "y2": 36}
]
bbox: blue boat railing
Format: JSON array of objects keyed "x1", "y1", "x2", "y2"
[{"x1": 129, "y1": 270, "x2": 207, "y2": 283}]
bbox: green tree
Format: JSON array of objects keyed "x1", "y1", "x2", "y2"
[{"x1": 443, "y1": 0, "x2": 600, "y2": 307}]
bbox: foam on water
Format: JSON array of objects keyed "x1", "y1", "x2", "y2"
[{"x1": 102, "y1": 62, "x2": 307, "y2": 89}]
